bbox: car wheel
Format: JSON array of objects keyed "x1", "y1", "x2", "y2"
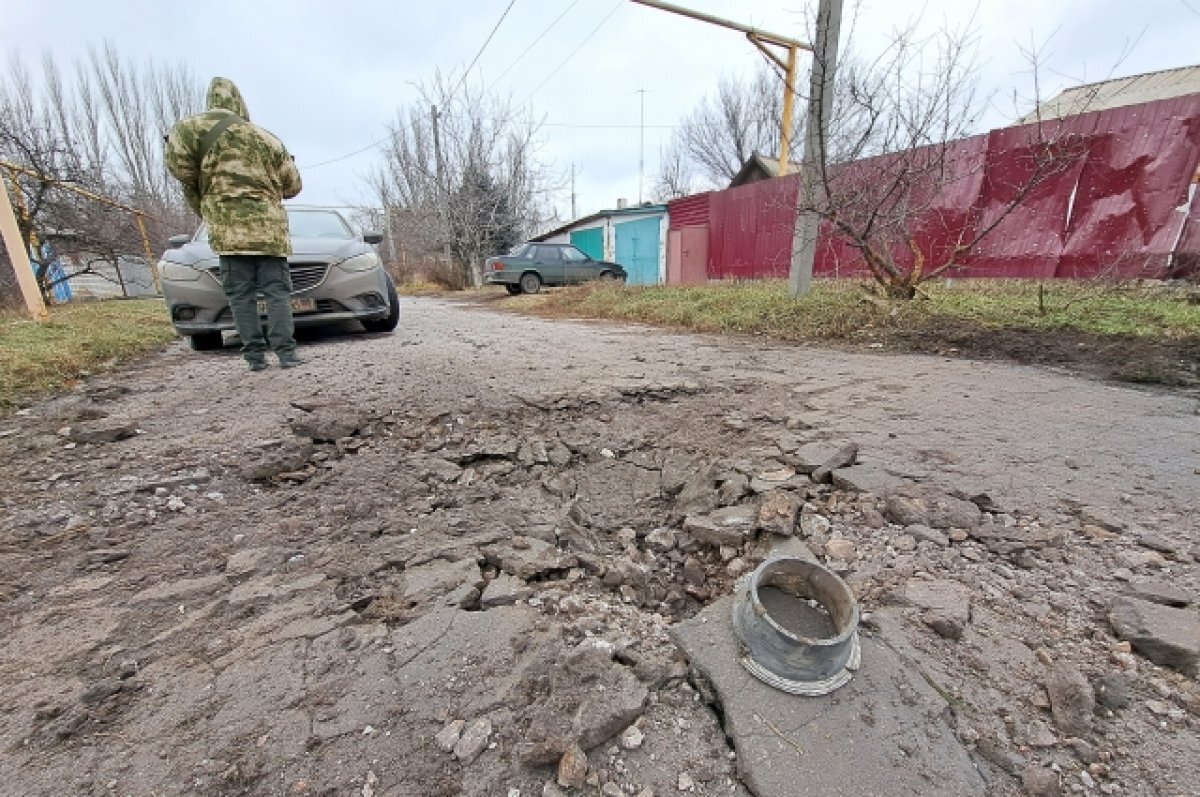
[
  {"x1": 505, "y1": 284, "x2": 522, "y2": 295},
  {"x1": 519, "y1": 272, "x2": 542, "y2": 295},
  {"x1": 189, "y1": 332, "x2": 223, "y2": 351},
  {"x1": 362, "y1": 276, "x2": 400, "y2": 333},
  {"x1": 598, "y1": 271, "x2": 620, "y2": 282}
]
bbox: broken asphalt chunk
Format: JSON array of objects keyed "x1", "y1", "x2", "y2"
[
  {"x1": 883, "y1": 485, "x2": 982, "y2": 530},
  {"x1": 67, "y1": 420, "x2": 137, "y2": 444},
  {"x1": 810, "y1": 442, "x2": 859, "y2": 484},
  {"x1": 290, "y1": 408, "x2": 365, "y2": 442},
  {"x1": 1107, "y1": 596, "x2": 1200, "y2": 676},
  {"x1": 683, "y1": 505, "x2": 757, "y2": 549}
]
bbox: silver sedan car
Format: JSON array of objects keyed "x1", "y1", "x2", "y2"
[{"x1": 158, "y1": 206, "x2": 399, "y2": 351}]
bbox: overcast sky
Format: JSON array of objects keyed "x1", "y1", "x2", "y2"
[{"x1": 4, "y1": 0, "x2": 1199, "y2": 221}]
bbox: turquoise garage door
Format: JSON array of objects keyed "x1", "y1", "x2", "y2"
[
  {"x1": 614, "y1": 217, "x2": 661, "y2": 285},
  {"x1": 570, "y1": 227, "x2": 604, "y2": 260}
]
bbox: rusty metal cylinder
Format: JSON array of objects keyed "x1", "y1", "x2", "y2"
[{"x1": 731, "y1": 556, "x2": 861, "y2": 695}]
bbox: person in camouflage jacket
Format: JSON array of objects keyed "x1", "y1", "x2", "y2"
[{"x1": 165, "y1": 77, "x2": 305, "y2": 370}]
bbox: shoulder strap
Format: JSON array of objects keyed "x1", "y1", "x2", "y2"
[{"x1": 197, "y1": 113, "x2": 242, "y2": 164}]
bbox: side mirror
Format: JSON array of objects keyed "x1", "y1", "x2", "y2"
[
  {"x1": 363, "y1": 231, "x2": 383, "y2": 245},
  {"x1": 168, "y1": 234, "x2": 191, "y2": 249}
]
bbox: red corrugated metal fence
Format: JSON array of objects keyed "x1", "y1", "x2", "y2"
[
  {"x1": 667, "y1": 192, "x2": 711, "y2": 229},
  {"x1": 669, "y1": 94, "x2": 1200, "y2": 282}
]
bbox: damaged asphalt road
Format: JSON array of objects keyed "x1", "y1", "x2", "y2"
[{"x1": 0, "y1": 297, "x2": 1197, "y2": 796}]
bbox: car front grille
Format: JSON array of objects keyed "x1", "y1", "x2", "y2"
[
  {"x1": 289, "y1": 262, "x2": 328, "y2": 293},
  {"x1": 203, "y1": 262, "x2": 329, "y2": 294}
]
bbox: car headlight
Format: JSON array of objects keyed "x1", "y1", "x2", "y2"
[
  {"x1": 336, "y1": 253, "x2": 380, "y2": 273},
  {"x1": 159, "y1": 260, "x2": 203, "y2": 282}
]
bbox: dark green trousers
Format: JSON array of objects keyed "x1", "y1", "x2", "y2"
[{"x1": 218, "y1": 255, "x2": 297, "y2": 362}]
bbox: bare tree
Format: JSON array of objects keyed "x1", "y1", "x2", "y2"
[
  {"x1": 345, "y1": 203, "x2": 446, "y2": 284},
  {"x1": 651, "y1": 138, "x2": 696, "y2": 202},
  {"x1": 0, "y1": 56, "x2": 91, "y2": 299},
  {"x1": 655, "y1": 4, "x2": 1092, "y2": 298},
  {"x1": 655, "y1": 66, "x2": 800, "y2": 190},
  {"x1": 84, "y1": 42, "x2": 201, "y2": 238},
  {"x1": 0, "y1": 44, "x2": 202, "y2": 299},
  {"x1": 366, "y1": 73, "x2": 557, "y2": 287},
  {"x1": 796, "y1": 12, "x2": 1084, "y2": 298}
]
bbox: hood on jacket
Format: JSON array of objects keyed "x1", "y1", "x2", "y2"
[{"x1": 206, "y1": 77, "x2": 249, "y2": 121}]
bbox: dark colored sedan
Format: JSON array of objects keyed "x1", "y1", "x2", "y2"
[{"x1": 484, "y1": 242, "x2": 627, "y2": 294}]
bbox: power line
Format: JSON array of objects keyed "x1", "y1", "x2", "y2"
[
  {"x1": 303, "y1": 118, "x2": 676, "y2": 169},
  {"x1": 303, "y1": 0, "x2": 518, "y2": 170},
  {"x1": 542, "y1": 122, "x2": 676, "y2": 129},
  {"x1": 303, "y1": 1, "x2": 630, "y2": 172},
  {"x1": 488, "y1": 0, "x2": 582, "y2": 92},
  {"x1": 302, "y1": 137, "x2": 393, "y2": 170},
  {"x1": 452, "y1": 0, "x2": 518, "y2": 98},
  {"x1": 522, "y1": 0, "x2": 624, "y2": 104}
]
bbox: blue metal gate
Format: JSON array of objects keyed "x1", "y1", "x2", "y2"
[
  {"x1": 614, "y1": 217, "x2": 661, "y2": 285},
  {"x1": 570, "y1": 227, "x2": 604, "y2": 260}
]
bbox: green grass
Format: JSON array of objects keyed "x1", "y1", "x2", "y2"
[
  {"x1": 919, "y1": 280, "x2": 1200, "y2": 337},
  {"x1": 527, "y1": 279, "x2": 1200, "y2": 342},
  {"x1": 0, "y1": 298, "x2": 175, "y2": 412},
  {"x1": 393, "y1": 279, "x2": 454, "y2": 297}
]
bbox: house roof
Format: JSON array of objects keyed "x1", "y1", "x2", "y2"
[
  {"x1": 530, "y1": 204, "x2": 667, "y2": 241},
  {"x1": 729, "y1": 153, "x2": 802, "y2": 188},
  {"x1": 1018, "y1": 64, "x2": 1200, "y2": 122}
]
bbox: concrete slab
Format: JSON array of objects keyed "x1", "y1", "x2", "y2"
[
  {"x1": 673, "y1": 598, "x2": 987, "y2": 797},
  {"x1": 831, "y1": 464, "x2": 909, "y2": 495},
  {"x1": 1108, "y1": 596, "x2": 1200, "y2": 676}
]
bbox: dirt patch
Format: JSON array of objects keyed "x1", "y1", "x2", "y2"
[
  {"x1": 876, "y1": 317, "x2": 1200, "y2": 388},
  {"x1": 0, "y1": 298, "x2": 1196, "y2": 796}
]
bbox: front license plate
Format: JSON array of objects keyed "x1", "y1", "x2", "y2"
[{"x1": 258, "y1": 297, "x2": 316, "y2": 314}]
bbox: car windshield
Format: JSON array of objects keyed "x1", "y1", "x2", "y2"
[
  {"x1": 508, "y1": 243, "x2": 531, "y2": 257},
  {"x1": 193, "y1": 209, "x2": 355, "y2": 242},
  {"x1": 288, "y1": 210, "x2": 354, "y2": 239}
]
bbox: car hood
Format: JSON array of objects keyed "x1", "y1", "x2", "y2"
[
  {"x1": 289, "y1": 237, "x2": 371, "y2": 259},
  {"x1": 161, "y1": 236, "x2": 370, "y2": 266}
]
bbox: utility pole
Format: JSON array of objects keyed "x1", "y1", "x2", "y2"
[
  {"x1": 430, "y1": 104, "x2": 445, "y2": 197},
  {"x1": 630, "y1": 0, "x2": 840, "y2": 296},
  {"x1": 430, "y1": 105, "x2": 452, "y2": 266},
  {"x1": 570, "y1": 162, "x2": 578, "y2": 219},
  {"x1": 789, "y1": 0, "x2": 842, "y2": 297},
  {"x1": 637, "y1": 89, "x2": 646, "y2": 205}
]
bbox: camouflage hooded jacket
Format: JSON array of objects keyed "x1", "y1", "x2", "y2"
[{"x1": 165, "y1": 77, "x2": 302, "y2": 256}]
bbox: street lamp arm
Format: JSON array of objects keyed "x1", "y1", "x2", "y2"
[
  {"x1": 747, "y1": 34, "x2": 790, "y2": 72},
  {"x1": 629, "y1": 0, "x2": 812, "y2": 51}
]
